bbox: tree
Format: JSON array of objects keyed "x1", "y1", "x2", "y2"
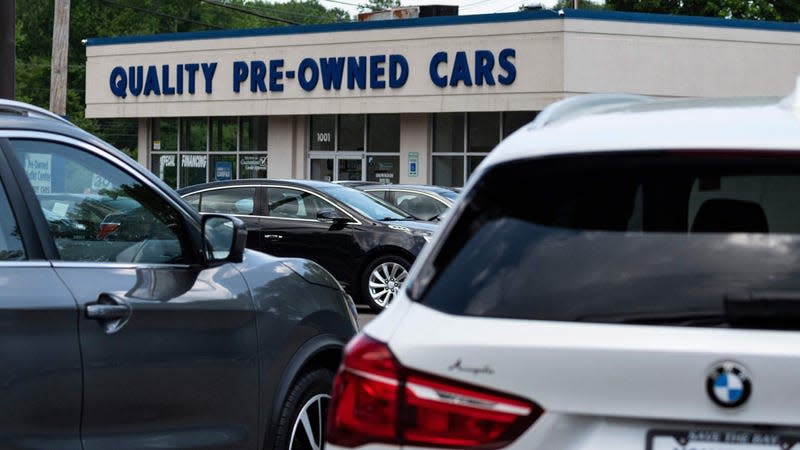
[
  {"x1": 359, "y1": 0, "x2": 401, "y2": 13},
  {"x1": 548, "y1": 0, "x2": 605, "y2": 10},
  {"x1": 14, "y1": 0, "x2": 351, "y2": 156},
  {"x1": 603, "y1": 0, "x2": 800, "y2": 21}
]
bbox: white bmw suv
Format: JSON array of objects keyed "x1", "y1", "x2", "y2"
[{"x1": 325, "y1": 82, "x2": 800, "y2": 450}]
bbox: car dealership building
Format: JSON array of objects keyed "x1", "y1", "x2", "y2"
[{"x1": 84, "y1": 8, "x2": 800, "y2": 188}]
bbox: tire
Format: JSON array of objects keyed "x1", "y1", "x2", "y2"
[
  {"x1": 362, "y1": 254, "x2": 410, "y2": 312},
  {"x1": 271, "y1": 368, "x2": 334, "y2": 450}
]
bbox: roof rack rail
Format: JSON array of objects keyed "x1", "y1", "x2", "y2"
[
  {"x1": 0, "y1": 99, "x2": 74, "y2": 126},
  {"x1": 529, "y1": 93, "x2": 655, "y2": 129}
]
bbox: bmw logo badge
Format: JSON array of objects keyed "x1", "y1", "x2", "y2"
[{"x1": 706, "y1": 362, "x2": 751, "y2": 408}]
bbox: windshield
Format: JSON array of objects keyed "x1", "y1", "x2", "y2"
[
  {"x1": 411, "y1": 152, "x2": 800, "y2": 329},
  {"x1": 438, "y1": 189, "x2": 459, "y2": 201},
  {"x1": 321, "y1": 185, "x2": 411, "y2": 221}
]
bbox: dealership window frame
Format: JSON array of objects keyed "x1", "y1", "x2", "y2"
[
  {"x1": 431, "y1": 111, "x2": 537, "y2": 187},
  {"x1": 149, "y1": 116, "x2": 268, "y2": 189},
  {"x1": 308, "y1": 114, "x2": 401, "y2": 183}
]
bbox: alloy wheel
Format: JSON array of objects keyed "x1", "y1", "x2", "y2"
[
  {"x1": 289, "y1": 393, "x2": 330, "y2": 450},
  {"x1": 368, "y1": 261, "x2": 409, "y2": 308}
]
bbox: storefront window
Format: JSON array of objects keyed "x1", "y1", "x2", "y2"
[
  {"x1": 468, "y1": 112, "x2": 500, "y2": 152},
  {"x1": 367, "y1": 155, "x2": 399, "y2": 184},
  {"x1": 310, "y1": 115, "x2": 335, "y2": 151},
  {"x1": 432, "y1": 155, "x2": 464, "y2": 188},
  {"x1": 240, "y1": 154, "x2": 268, "y2": 179},
  {"x1": 152, "y1": 118, "x2": 177, "y2": 152},
  {"x1": 181, "y1": 118, "x2": 207, "y2": 151},
  {"x1": 339, "y1": 114, "x2": 365, "y2": 151},
  {"x1": 151, "y1": 154, "x2": 177, "y2": 188},
  {"x1": 210, "y1": 117, "x2": 237, "y2": 151},
  {"x1": 210, "y1": 154, "x2": 237, "y2": 181},
  {"x1": 367, "y1": 114, "x2": 400, "y2": 153},
  {"x1": 433, "y1": 113, "x2": 464, "y2": 152},
  {"x1": 503, "y1": 111, "x2": 537, "y2": 137},
  {"x1": 242, "y1": 117, "x2": 268, "y2": 151},
  {"x1": 180, "y1": 153, "x2": 207, "y2": 187},
  {"x1": 432, "y1": 111, "x2": 536, "y2": 187}
]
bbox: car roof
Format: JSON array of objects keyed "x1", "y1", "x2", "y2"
[
  {"x1": 361, "y1": 184, "x2": 459, "y2": 194},
  {"x1": 177, "y1": 178, "x2": 347, "y2": 194},
  {"x1": 483, "y1": 84, "x2": 800, "y2": 171}
]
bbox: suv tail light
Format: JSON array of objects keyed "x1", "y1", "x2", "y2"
[{"x1": 327, "y1": 334, "x2": 542, "y2": 448}]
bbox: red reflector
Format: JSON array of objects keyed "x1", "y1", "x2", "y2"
[{"x1": 326, "y1": 334, "x2": 542, "y2": 448}]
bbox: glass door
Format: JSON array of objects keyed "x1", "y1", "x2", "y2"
[
  {"x1": 336, "y1": 154, "x2": 364, "y2": 182},
  {"x1": 309, "y1": 154, "x2": 364, "y2": 182},
  {"x1": 310, "y1": 157, "x2": 334, "y2": 182}
]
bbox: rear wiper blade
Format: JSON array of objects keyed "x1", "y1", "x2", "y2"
[
  {"x1": 579, "y1": 311, "x2": 725, "y2": 326},
  {"x1": 725, "y1": 291, "x2": 800, "y2": 329}
]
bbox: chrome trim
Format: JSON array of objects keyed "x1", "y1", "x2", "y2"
[
  {"x1": 0, "y1": 261, "x2": 52, "y2": 268},
  {"x1": 51, "y1": 261, "x2": 193, "y2": 269},
  {"x1": 406, "y1": 382, "x2": 531, "y2": 416}
]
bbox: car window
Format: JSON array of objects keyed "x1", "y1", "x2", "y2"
[
  {"x1": 411, "y1": 153, "x2": 800, "y2": 329},
  {"x1": 0, "y1": 181, "x2": 25, "y2": 261},
  {"x1": 267, "y1": 187, "x2": 334, "y2": 220},
  {"x1": 365, "y1": 189, "x2": 388, "y2": 200},
  {"x1": 186, "y1": 187, "x2": 256, "y2": 215},
  {"x1": 9, "y1": 139, "x2": 191, "y2": 264},
  {"x1": 394, "y1": 192, "x2": 447, "y2": 220},
  {"x1": 320, "y1": 185, "x2": 409, "y2": 221}
]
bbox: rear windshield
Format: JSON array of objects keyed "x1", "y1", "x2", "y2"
[{"x1": 411, "y1": 152, "x2": 800, "y2": 329}]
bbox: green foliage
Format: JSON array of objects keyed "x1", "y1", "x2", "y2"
[
  {"x1": 603, "y1": 0, "x2": 798, "y2": 21},
  {"x1": 549, "y1": 0, "x2": 605, "y2": 10},
  {"x1": 359, "y1": 0, "x2": 401, "y2": 13},
  {"x1": 14, "y1": 0, "x2": 351, "y2": 156}
]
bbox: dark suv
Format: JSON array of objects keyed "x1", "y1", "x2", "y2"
[{"x1": 0, "y1": 99, "x2": 357, "y2": 449}]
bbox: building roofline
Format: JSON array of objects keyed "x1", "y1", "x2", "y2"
[{"x1": 84, "y1": 8, "x2": 800, "y2": 47}]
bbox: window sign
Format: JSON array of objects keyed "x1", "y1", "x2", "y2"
[
  {"x1": 215, "y1": 161, "x2": 232, "y2": 181},
  {"x1": 24, "y1": 153, "x2": 53, "y2": 194}
]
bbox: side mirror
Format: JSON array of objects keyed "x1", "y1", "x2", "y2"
[
  {"x1": 317, "y1": 209, "x2": 352, "y2": 224},
  {"x1": 202, "y1": 214, "x2": 247, "y2": 264}
]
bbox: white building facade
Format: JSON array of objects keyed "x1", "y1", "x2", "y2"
[{"x1": 84, "y1": 9, "x2": 800, "y2": 188}]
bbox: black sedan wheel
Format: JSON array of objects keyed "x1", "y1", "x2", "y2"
[
  {"x1": 363, "y1": 255, "x2": 410, "y2": 312},
  {"x1": 273, "y1": 368, "x2": 333, "y2": 450}
]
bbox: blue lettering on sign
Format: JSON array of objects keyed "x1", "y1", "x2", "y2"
[
  {"x1": 370, "y1": 55, "x2": 386, "y2": 89},
  {"x1": 269, "y1": 59, "x2": 284, "y2": 92},
  {"x1": 320, "y1": 57, "x2": 345, "y2": 90},
  {"x1": 298, "y1": 58, "x2": 319, "y2": 91},
  {"x1": 428, "y1": 48, "x2": 516, "y2": 88},
  {"x1": 347, "y1": 56, "x2": 367, "y2": 90},
  {"x1": 107, "y1": 49, "x2": 515, "y2": 98},
  {"x1": 389, "y1": 54, "x2": 408, "y2": 88},
  {"x1": 498, "y1": 48, "x2": 516, "y2": 85}
]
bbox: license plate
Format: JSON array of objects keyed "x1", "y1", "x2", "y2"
[{"x1": 647, "y1": 429, "x2": 800, "y2": 450}]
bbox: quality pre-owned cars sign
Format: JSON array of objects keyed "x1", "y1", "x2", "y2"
[{"x1": 84, "y1": 15, "x2": 562, "y2": 118}]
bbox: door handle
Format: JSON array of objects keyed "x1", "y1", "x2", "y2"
[
  {"x1": 85, "y1": 293, "x2": 132, "y2": 334},
  {"x1": 264, "y1": 234, "x2": 283, "y2": 239},
  {"x1": 86, "y1": 304, "x2": 129, "y2": 320}
]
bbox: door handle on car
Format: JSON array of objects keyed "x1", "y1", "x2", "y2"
[
  {"x1": 86, "y1": 293, "x2": 132, "y2": 334},
  {"x1": 264, "y1": 234, "x2": 284, "y2": 239}
]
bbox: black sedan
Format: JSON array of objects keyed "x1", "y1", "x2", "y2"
[
  {"x1": 0, "y1": 99, "x2": 357, "y2": 449},
  {"x1": 179, "y1": 179, "x2": 437, "y2": 311}
]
